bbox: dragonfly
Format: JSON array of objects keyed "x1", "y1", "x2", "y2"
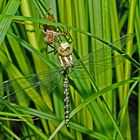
[{"x1": 0, "y1": 33, "x2": 133, "y2": 127}]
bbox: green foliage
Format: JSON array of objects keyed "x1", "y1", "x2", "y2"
[{"x1": 0, "y1": 0, "x2": 139, "y2": 140}]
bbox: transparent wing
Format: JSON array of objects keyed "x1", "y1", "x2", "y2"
[
  {"x1": 70, "y1": 48, "x2": 123, "y2": 79},
  {"x1": 111, "y1": 33, "x2": 134, "y2": 49},
  {"x1": 70, "y1": 34, "x2": 133, "y2": 78},
  {"x1": 0, "y1": 67, "x2": 63, "y2": 106}
]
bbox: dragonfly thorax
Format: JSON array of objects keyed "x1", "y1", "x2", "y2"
[{"x1": 58, "y1": 42, "x2": 74, "y2": 69}]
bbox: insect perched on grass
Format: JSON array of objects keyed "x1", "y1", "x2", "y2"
[
  {"x1": 40, "y1": 13, "x2": 73, "y2": 54},
  {"x1": 0, "y1": 32, "x2": 134, "y2": 127}
]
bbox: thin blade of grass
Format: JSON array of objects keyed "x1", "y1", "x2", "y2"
[{"x1": 0, "y1": 0, "x2": 21, "y2": 46}]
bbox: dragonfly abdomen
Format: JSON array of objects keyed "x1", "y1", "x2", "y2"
[{"x1": 63, "y1": 74, "x2": 70, "y2": 127}]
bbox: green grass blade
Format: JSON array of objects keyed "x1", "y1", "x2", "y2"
[{"x1": 0, "y1": 0, "x2": 21, "y2": 46}]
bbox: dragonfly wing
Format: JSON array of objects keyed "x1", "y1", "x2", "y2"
[
  {"x1": 111, "y1": 33, "x2": 134, "y2": 48},
  {"x1": 70, "y1": 50, "x2": 123, "y2": 79},
  {"x1": 70, "y1": 34, "x2": 133, "y2": 79},
  {"x1": 0, "y1": 68, "x2": 63, "y2": 106}
]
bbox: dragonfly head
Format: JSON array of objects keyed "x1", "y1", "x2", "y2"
[
  {"x1": 58, "y1": 42, "x2": 73, "y2": 56},
  {"x1": 58, "y1": 42, "x2": 74, "y2": 69}
]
